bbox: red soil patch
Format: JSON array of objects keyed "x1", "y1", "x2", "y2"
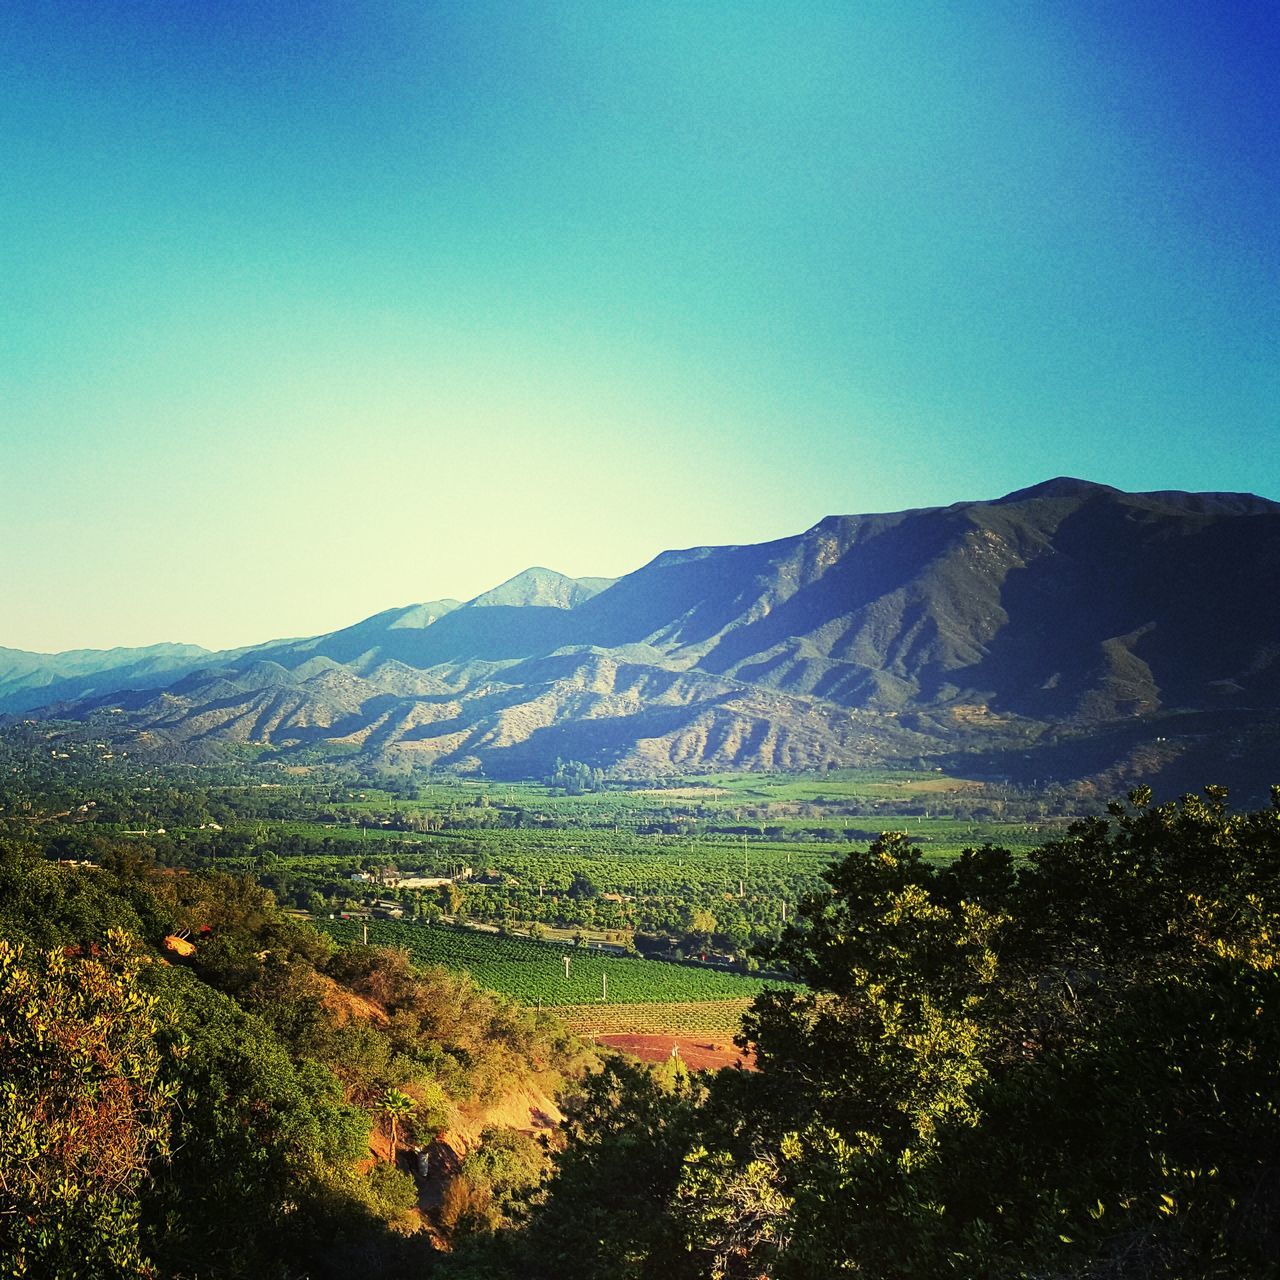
[
  {"x1": 596, "y1": 1034, "x2": 755, "y2": 1072},
  {"x1": 355, "y1": 1126, "x2": 396, "y2": 1174}
]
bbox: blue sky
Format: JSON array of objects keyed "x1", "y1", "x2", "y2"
[{"x1": 2, "y1": 1, "x2": 1276, "y2": 652}]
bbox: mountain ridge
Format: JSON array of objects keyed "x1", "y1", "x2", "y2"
[{"x1": 10, "y1": 481, "x2": 1280, "y2": 794}]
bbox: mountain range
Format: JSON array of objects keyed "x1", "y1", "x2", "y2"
[{"x1": 7, "y1": 478, "x2": 1280, "y2": 795}]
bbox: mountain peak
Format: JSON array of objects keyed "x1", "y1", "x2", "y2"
[
  {"x1": 465, "y1": 568, "x2": 613, "y2": 610},
  {"x1": 994, "y1": 477, "x2": 1120, "y2": 504}
]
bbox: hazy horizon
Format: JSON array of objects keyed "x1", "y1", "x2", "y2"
[{"x1": 4, "y1": 3, "x2": 1276, "y2": 653}]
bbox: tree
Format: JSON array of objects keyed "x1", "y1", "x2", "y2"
[
  {"x1": 546, "y1": 759, "x2": 604, "y2": 796},
  {"x1": 377, "y1": 1087, "x2": 417, "y2": 1160},
  {"x1": 567, "y1": 870, "x2": 599, "y2": 901},
  {"x1": 141, "y1": 966, "x2": 371, "y2": 1278},
  {"x1": 727, "y1": 792, "x2": 1280, "y2": 1276},
  {"x1": 683, "y1": 907, "x2": 717, "y2": 949},
  {"x1": 442, "y1": 1126, "x2": 551, "y2": 1236},
  {"x1": 512, "y1": 787, "x2": 1280, "y2": 1279},
  {"x1": 715, "y1": 831, "x2": 1005, "y2": 1276},
  {"x1": 520, "y1": 1060, "x2": 707, "y2": 1280},
  {"x1": 675, "y1": 1148, "x2": 791, "y2": 1280},
  {"x1": 0, "y1": 930, "x2": 174, "y2": 1278}
]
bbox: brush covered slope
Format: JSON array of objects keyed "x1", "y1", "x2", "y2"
[
  {"x1": 0, "y1": 837, "x2": 587, "y2": 1277},
  {"x1": 19, "y1": 481, "x2": 1280, "y2": 792}
]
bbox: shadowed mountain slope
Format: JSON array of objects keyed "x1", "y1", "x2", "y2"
[{"x1": 15, "y1": 480, "x2": 1280, "y2": 789}]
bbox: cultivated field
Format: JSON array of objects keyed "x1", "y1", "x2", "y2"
[
  {"x1": 553, "y1": 999, "x2": 753, "y2": 1039},
  {"x1": 318, "y1": 917, "x2": 797, "y2": 1008}
]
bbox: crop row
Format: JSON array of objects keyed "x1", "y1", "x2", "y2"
[
  {"x1": 553, "y1": 1000, "x2": 753, "y2": 1039},
  {"x1": 317, "y1": 918, "x2": 797, "y2": 1007}
]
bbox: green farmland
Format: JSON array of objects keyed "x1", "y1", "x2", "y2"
[
  {"x1": 69, "y1": 762, "x2": 1079, "y2": 956},
  {"x1": 317, "y1": 917, "x2": 797, "y2": 1008}
]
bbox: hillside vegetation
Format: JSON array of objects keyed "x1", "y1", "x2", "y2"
[
  {"x1": 446, "y1": 784, "x2": 1280, "y2": 1280},
  {"x1": 0, "y1": 834, "x2": 590, "y2": 1278},
  {"x1": 3, "y1": 760, "x2": 1279, "y2": 1277}
]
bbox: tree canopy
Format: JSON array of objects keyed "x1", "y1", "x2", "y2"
[{"x1": 486, "y1": 786, "x2": 1280, "y2": 1279}]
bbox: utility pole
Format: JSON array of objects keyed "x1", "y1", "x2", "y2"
[
  {"x1": 362, "y1": 921, "x2": 368, "y2": 945},
  {"x1": 563, "y1": 954, "x2": 571, "y2": 980}
]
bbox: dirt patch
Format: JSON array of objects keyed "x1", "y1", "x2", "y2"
[
  {"x1": 319, "y1": 974, "x2": 389, "y2": 1026},
  {"x1": 446, "y1": 1082, "x2": 563, "y2": 1152},
  {"x1": 355, "y1": 1125, "x2": 396, "y2": 1175},
  {"x1": 597, "y1": 1034, "x2": 755, "y2": 1072},
  {"x1": 475, "y1": 1083, "x2": 563, "y2": 1134},
  {"x1": 417, "y1": 1081, "x2": 564, "y2": 1236}
]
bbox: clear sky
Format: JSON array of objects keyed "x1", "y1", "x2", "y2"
[{"x1": 2, "y1": 1, "x2": 1276, "y2": 653}]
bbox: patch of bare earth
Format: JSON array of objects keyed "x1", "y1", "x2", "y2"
[
  {"x1": 418, "y1": 1081, "x2": 564, "y2": 1247},
  {"x1": 356, "y1": 1126, "x2": 396, "y2": 1174},
  {"x1": 453, "y1": 1082, "x2": 564, "y2": 1147},
  {"x1": 318, "y1": 974, "x2": 389, "y2": 1026},
  {"x1": 596, "y1": 1034, "x2": 755, "y2": 1072}
]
